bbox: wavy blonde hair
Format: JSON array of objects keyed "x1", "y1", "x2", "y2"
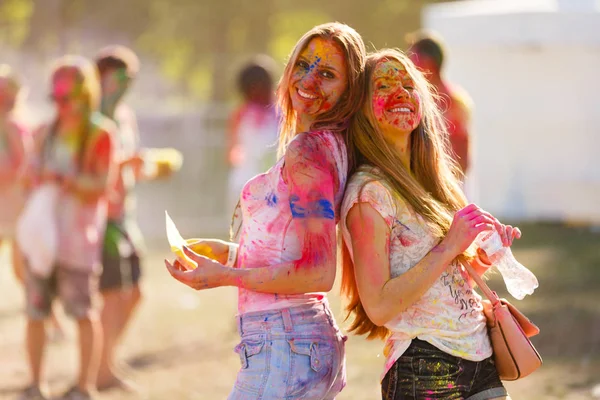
[
  {"x1": 276, "y1": 22, "x2": 366, "y2": 158},
  {"x1": 341, "y1": 48, "x2": 470, "y2": 340}
]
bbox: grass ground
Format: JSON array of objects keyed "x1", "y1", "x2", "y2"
[{"x1": 0, "y1": 222, "x2": 599, "y2": 399}]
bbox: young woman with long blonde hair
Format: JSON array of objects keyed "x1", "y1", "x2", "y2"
[
  {"x1": 165, "y1": 22, "x2": 366, "y2": 399},
  {"x1": 340, "y1": 49, "x2": 520, "y2": 400},
  {"x1": 21, "y1": 55, "x2": 116, "y2": 400}
]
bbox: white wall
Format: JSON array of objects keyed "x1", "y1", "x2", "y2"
[{"x1": 425, "y1": 0, "x2": 600, "y2": 223}]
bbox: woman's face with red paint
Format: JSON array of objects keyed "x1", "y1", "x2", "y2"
[
  {"x1": 288, "y1": 37, "x2": 348, "y2": 119},
  {"x1": 371, "y1": 59, "x2": 422, "y2": 136},
  {"x1": 51, "y1": 72, "x2": 86, "y2": 119}
]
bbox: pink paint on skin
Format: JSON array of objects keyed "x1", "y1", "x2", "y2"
[
  {"x1": 372, "y1": 60, "x2": 422, "y2": 136},
  {"x1": 52, "y1": 74, "x2": 85, "y2": 119},
  {"x1": 289, "y1": 37, "x2": 348, "y2": 122}
]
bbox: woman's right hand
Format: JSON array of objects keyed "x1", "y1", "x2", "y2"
[{"x1": 441, "y1": 204, "x2": 496, "y2": 256}]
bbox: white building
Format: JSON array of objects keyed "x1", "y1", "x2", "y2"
[{"x1": 423, "y1": 0, "x2": 600, "y2": 223}]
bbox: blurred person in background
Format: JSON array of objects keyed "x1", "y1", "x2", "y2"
[
  {"x1": 227, "y1": 55, "x2": 279, "y2": 218},
  {"x1": 165, "y1": 22, "x2": 366, "y2": 399},
  {"x1": 407, "y1": 30, "x2": 473, "y2": 181},
  {"x1": 20, "y1": 55, "x2": 116, "y2": 400},
  {"x1": 0, "y1": 64, "x2": 31, "y2": 287},
  {"x1": 94, "y1": 45, "x2": 178, "y2": 391},
  {"x1": 0, "y1": 65, "x2": 67, "y2": 346},
  {"x1": 340, "y1": 49, "x2": 517, "y2": 400}
]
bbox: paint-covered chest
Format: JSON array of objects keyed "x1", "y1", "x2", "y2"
[{"x1": 238, "y1": 157, "x2": 302, "y2": 266}]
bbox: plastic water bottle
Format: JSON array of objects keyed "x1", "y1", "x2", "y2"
[{"x1": 474, "y1": 230, "x2": 538, "y2": 300}]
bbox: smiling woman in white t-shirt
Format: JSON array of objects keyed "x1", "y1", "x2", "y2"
[{"x1": 340, "y1": 49, "x2": 521, "y2": 400}]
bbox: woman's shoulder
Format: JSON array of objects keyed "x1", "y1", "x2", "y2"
[
  {"x1": 346, "y1": 166, "x2": 410, "y2": 211},
  {"x1": 286, "y1": 130, "x2": 345, "y2": 164},
  {"x1": 348, "y1": 165, "x2": 387, "y2": 189},
  {"x1": 89, "y1": 113, "x2": 118, "y2": 142}
]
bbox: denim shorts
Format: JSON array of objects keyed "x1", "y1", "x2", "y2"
[
  {"x1": 382, "y1": 339, "x2": 507, "y2": 400},
  {"x1": 228, "y1": 302, "x2": 347, "y2": 400}
]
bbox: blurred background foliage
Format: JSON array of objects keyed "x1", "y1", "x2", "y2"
[{"x1": 0, "y1": 0, "x2": 452, "y2": 103}]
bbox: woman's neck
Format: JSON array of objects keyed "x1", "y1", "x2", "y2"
[
  {"x1": 385, "y1": 129, "x2": 412, "y2": 171},
  {"x1": 101, "y1": 99, "x2": 117, "y2": 119},
  {"x1": 296, "y1": 114, "x2": 314, "y2": 134}
]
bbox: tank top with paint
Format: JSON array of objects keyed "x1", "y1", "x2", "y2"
[
  {"x1": 40, "y1": 113, "x2": 114, "y2": 271},
  {"x1": 236, "y1": 130, "x2": 348, "y2": 314}
]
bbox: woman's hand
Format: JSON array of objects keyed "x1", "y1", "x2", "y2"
[
  {"x1": 441, "y1": 204, "x2": 496, "y2": 256},
  {"x1": 165, "y1": 245, "x2": 232, "y2": 290},
  {"x1": 495, "y1": 223, "x2": 522, "y2": 247},
  {"x1": 183, "y1": 238, "x2": 231, "y2": 265},
  {"x1": 477, "y1": 223, "x2": 522, "y2": 265}
]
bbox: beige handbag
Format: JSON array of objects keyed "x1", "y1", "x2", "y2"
[{"x1": 463, "y1": 262, "x2": 543, "y2": 381}]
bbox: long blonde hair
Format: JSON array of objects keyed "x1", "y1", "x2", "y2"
[
  {"x1": 341, "y1": 49, "x2": 470, "y2": 340},
  {"x1": 276, "y1": 22, "x2": 366, "y2": 158}
]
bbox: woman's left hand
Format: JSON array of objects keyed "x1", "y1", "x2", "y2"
[
  {"x1": 495, "y1": 222, "x2": 522, "y2": 247},
  {"x1": 477, "y1": 220, "x2": 522, "y2": 265},
  {"x1": 165, "y1": 246, "x2": 231, "y2": 290}
]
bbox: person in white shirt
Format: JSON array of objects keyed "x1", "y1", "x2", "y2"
[{"x1": 340, "y1": 49, "x2": 520, "y2": 400}]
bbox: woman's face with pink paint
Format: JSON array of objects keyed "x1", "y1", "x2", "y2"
[
  {"x1": 51, "y1": 73, "x2": 86, "y2": 118},
  {"x1": 372, "y1": 59, "x2": 422, "y2": 136},
  {"x1": 288, "y1": 37, "x2": 348, "y2": 118}
]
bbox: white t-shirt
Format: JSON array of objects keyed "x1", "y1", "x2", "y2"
[{"x1": 340, "y1": 166, "x2": 492, "y2": 380}]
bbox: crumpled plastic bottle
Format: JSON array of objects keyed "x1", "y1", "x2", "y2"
[{"x1": 475, "y1": 230, "x2": 538, "y2": 300}]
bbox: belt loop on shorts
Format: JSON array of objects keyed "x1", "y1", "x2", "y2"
[
  {"x1": 281, "y1": 308, "x2": 293, "y2": 332},
  {"x1": 236, "y1": 315, "x2": 244, "y2": 336}
]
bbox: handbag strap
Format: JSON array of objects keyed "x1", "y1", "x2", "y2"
[{"x1": 461, "y1": 260, "x2": 500, "y2": 305}]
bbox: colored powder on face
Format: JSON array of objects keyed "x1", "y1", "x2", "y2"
[
  {"x1": 372, "y1": 60, "x2": 423, "y2": 134},
  {"x1": 308, "y1": 56, "x2": 322, "y2": 71}
]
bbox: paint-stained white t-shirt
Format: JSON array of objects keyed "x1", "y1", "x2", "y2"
[
  {"x1": 340, "y1": 166, "x2": 492, "y2": 380},
  {"x1": 236, "y1": 130, "x2": 347, "y2": 314}
]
